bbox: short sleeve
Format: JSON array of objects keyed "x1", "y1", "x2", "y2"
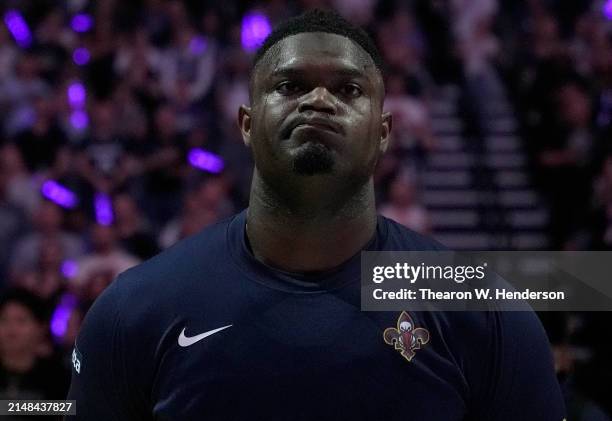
[
  {"x1": 467, "y1": 310, "x2": 566, "y2": 421},
  {"x1": 66, "y1": 278, "x2": 148, "y2": 420}
]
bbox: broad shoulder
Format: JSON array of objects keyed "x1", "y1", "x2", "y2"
[
  {"x1": 379, "y1": 214, "x2": 446, "y2": 251},
  {"x1": 118, "y1": 214, "x2": 236, "y2": 292}
]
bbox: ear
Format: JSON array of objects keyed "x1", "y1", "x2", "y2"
[
  {"x1": 238, "y1": 105, "x2": 252, "y2": 147},
  {"x1": 379, "y1": 111, "x2": 392, "y2": 154}
]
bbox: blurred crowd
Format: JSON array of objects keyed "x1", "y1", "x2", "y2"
[{"x1": 0, "y1": 0, "x2": 611, "y2": 418}]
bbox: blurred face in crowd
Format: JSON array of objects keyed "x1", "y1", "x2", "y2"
[
  {"x1": 240, "y1": 32, "x2": 391, "y2": 188},
  {"x1": 389, "y1": 177, "x2": 416, "y2": 207},
  {"x1": 534, "y1": 14, "x2": 559, "y2": 41},
  {"x1": 91, "y1": 224, "x2": 117, "y2": 253},
  {"x1": 34, "y1": 201, "x2": 63, "y2": 234},
  {"x1": 198, "y1": 177, "x2": 228, "y2": 208},
  {"x1": 91, "y1": 101, "x2": 116, "y2": 137},
  {"x1": 0, "y1": 303, "x2": 43, "y2": 358},
  {"x1": 113, "y1": 194, "x2": 139, "y2": 223},
  {"x1": 0, "y1": 144, "x2": 25, "y2": 176},
  {"x1": 386, "y1": 74, "x2": 406, "y2": 96},
  {"x1": 38, "y1": 237, "x2": 64, "y2": 271},
  {"x1": 16, "y1": 54, "x2": 39, "y2": 80},
  {"x1": 155, "y1": 105, "x2": 178, "y2": 140},
  {"x1": 558, "y1": 84, "x2": 591, "y2": 127}
]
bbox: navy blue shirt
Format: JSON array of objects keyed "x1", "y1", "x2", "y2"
[{"x1": 68, "y1": 210, "x2": 566, "y2": 420}]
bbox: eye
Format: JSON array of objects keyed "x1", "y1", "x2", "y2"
[
  {"x1": 339, "y1": 83, "x2": 363, "y2": 98},
  {"x1": 276, "y1": 81, "x2": 302, "y2": 95}
]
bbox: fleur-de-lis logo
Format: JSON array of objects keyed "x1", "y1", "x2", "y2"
[{"x1": 383, "y1": 312, "x2": 430, "y2": 362}]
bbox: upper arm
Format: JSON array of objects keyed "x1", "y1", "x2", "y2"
[
  {"x1": 67, "y1": 279, "x2": 146, "y2": 420},
  {"x1": 468, "y1": 310, "x2": 566, "y2": 421}
]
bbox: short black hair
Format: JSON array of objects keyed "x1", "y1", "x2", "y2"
[
  {"x1": 252, "y1": 9, "x2": 384, "y2": 76},
  {"x1": 253, "y1": 9, "x2": 383, "y2": 74}
]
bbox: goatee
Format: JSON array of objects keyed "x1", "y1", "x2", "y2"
[{"x1": 292, "y1": 142, "x2": 335, "y2": 175}]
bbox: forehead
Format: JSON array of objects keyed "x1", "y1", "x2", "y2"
[{"x1": 256, "y1": 32, "x2": 377, "y2": 80}]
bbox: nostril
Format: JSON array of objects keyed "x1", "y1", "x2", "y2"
[{"x1": 298, "y1": 101, "x2": 336, "y2": 115}]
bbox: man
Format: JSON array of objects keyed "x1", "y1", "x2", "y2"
[
  {"x1": 0, "y1": 289, "x2": 70, "y2": 405},
  {"x1": 68, "y1": 10, "x2": 565, "y2": 420}
]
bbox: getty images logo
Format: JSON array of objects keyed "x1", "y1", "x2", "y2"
[{"x1": 72, "y1": 346, "x2": 82, "y2": 374}]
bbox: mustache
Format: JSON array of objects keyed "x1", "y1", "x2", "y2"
[{"x1": 280, "y1": 115, "x2": 344, "y2": 139}]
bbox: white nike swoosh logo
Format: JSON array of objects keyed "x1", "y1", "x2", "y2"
[{"x1": 178, "y1": 325, "x2": 232, "y2": 347}]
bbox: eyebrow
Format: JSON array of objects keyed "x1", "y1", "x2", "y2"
[{"x1": 270, "y1": 66, "x2": 369, "y2": 80}]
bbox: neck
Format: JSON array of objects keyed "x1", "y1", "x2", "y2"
[{"x1": 246, "y1": 171, "x2": 377, "y2": 273}]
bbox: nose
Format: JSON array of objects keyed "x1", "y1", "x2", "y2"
[{"x1": 298, "y1": 86, "x2": 337, "y2": 115}]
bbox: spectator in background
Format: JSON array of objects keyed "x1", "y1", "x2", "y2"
[
  {"x1": 376, "y1": 7, "x2": 431, "y2": 91},
  {"x1": 113, "y1": 193, "x2": 159, "y2": 260},
  {"x1": 0, "y1": 144, "x2": 40, "y2": 218},
  {"x1": 111, "y1": 26, "x2": 166, "y2": 131},
  {"x1": 9, "y1": 201, "x2": 84, "y2": 280},
  {"x1": 45, "y1": 146, "x2": 95, "y2": 230},
  {"x1": 452, "y1": 0, "x2": 503, "y2": 134},
  {"x1": 545, "y1": 312, "x2": 612, "y2": 421},
  {"x1": 383, "y1": 72, "x2": 436, "y2": 175},
  {"x1": 568, "y1": 12, "x2": 606, "y2": 79},
  {"x1": 12, "y1": 237, "x2": 67, "y2": 306},
  {"x1": 0, "y1": 25, "x2": 17, "y2": 83},
  {"x1": 0, "y1": 289, "x2": 69, "y2": 401},
  {"x1": 379, "y1": 174, "x2": 431, "y2": 235},
  {"x1": 139, "y1": 104, "x2": 187, "y2": 224},
  {"x1": 520, "y1": 12, "x2": 569, "y2": 135},
  {"x1": 158, "y1": 178, "x2": 223, "y2": 249},
  {"x1": 215, "y1": 48, "x2": 251, "y2": 143},
  {"x1": 76, "y1": 100, "x2": 125, "y2": 193},
  {"x1": 591, "y1": 29, "x2": 612, "y2": 138},
  {"x1": 113, "y1": 27, "x2": 163, "y2": 90},
  {"x1": 333, "y1": 0, "x2": 376, "y2": 26},
  {"x1": 538, "y1": 82, "x2": 594, "y2": 248},
  {"x1": 197, "y1": 174, "x2": 235, "y2": 219},
  {"x1": 13, "y1": 93, "x2": 66, "y2": 173},
  {"x1": 112, "y1": 83, "x2": 149, "y2": 153},
  {"x1": 0, "y1": 2, "x2": 610, "y2": 416},
  {"x1": 0, "y1": 53, "x2": 49, "y2": 137},
  {"x1": 73, "y1": 224, "x2": 139, "y2": 290},
  {"x1": 592, "y1": 157, "x2": 612, "y2": 249},
  {"x1": 0, "y1": 164, "x2": 26, "y2": 286},
  {"x1": 214, "y1": 46, "x2": 255, "y2": 205},
  {"x1": 33, "y1": 9, "x2": 72, "y2": 85},
  {"x1": 159, "y1": 1, "x2": 218, "y2": 106}
]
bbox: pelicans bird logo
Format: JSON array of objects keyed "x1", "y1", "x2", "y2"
[{"x1": 383, "y1": 312, "x2": 430, "y2": 362}]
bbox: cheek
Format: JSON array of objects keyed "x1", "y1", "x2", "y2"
[{"x1": 254, "y1": 95, "x2": 287, "y2": 142}]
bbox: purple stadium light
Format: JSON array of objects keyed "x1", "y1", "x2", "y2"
[
  {"x1": 41, "y1": 180, "x2": 78, "y2": 209},
  {"x1": 70, "y1": 13, "x2": 93, "y2": 33},
  {"x1": 50, "y1": 293, "x2": 77, "y2": 339},
  {"x1": 67, "y1": 81, "x2": 86, "y2": 108},
  {"x1": 61, "y1": 259, "x2": 79, "y2": 279},
  {"x1": 241, "y1": 12, "x2": 271, "y2": 52},
  {"x1": 70, "y1": 110, "x2": 89, "y2": 130},
  {"x1": 4, "y1": 10, "x2": 32, "y2": 48},
  {"x1": 94, "y1": 192, "x2": 114, "y2": 226},
  {"x1": 73, "y1": 47, "x2": 90, "y2": 66},
  {"x1": 605, "y1": 0, "x2": 612, "y2": 20},
  {"x1": 189, "y1": 35, "x2": 208, "y2": 55},
  {"x1": 188, "y1": 148, "x2": 224, "y2": 173}
]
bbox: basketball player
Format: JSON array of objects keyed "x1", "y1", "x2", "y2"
[{"x1": 68, "y1": 10, "x2": 565, "y2": 420}]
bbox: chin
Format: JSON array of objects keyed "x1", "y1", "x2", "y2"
[{"x1": 291, "y1": 142, "x2": 335, "y2": 175}]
